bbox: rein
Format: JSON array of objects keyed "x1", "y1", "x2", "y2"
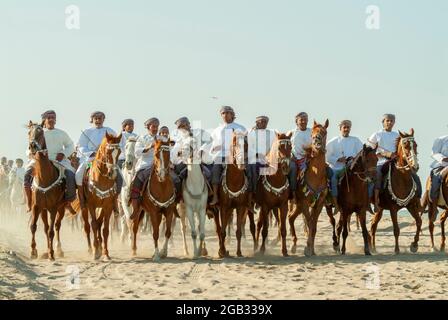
[
  {"x1": 262, "y1": 138, "x2": 291, "y2": 196},
  {"x1": 222, "y1": 165, "x2": 249, "y2": 199},
  {"x1": 386, "y1": 162, "x2": 417, "y2": 207}
]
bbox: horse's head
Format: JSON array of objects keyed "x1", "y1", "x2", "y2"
[
  {"x1": 311, "y1": 119, "x2": 329, "y2": 153},
  {"x1": 27, "y1": 121, "x2": 46, "y2": 155},
  {"x1": 351, "y1": 144, "x2": 378, "y2": 183},
  {"x1": 275, "y1": 132, "x2": 293, "y2": 175},
  {"x1": 97, "y1": 132, "x2": 122, "y2": 179},
  {"x1": 153, "y1": 137, "x2": 171, "y2": 182},
  {"x1": 124, "y1": 137, "x2": 138, "y2": 171},
  {"x1": 231, "y1": 130, "x2": 248, "y2": 170},
  {"x1": 397, "y1": 129, "x2": 419, "y2": 171},
  {"x1": 183, "y1": 134, "x2": 202, "y2": 166}
]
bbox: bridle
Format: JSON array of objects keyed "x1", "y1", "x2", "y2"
[
  {"x1": 348, "y1": 148, "x2": 377, "y2": 184},
  {"x1": 94, "y1": 142, "x2": 121, "y2": 180},
  {"x1": 155, "y1": 144, "x2": 171, "y2": 182},
  {"x1": 396, "y1": 136, "x2": 419, "y2": 171},
  {"x1": 29, "y1": 124, "x2": 48, "y2": 156},
  {"x1": 277, "y1": 139, "x2": 292, "y2": 175}
]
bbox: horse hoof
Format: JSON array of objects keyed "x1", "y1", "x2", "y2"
[
  {"x1": 304, "y1": 247, "x2": 312, "y2": 257},
  {"x1": 364, "y1": 251, "x2": 372, "y2": 256},
  {"x1": 160, "y1": 250, "x2": 168, "y2": 259},
  {"x1": 201, "y1": 248, "x2": 208, "y2": 257},
  {"x1": 333, "y1": 245, "x2": 340, "y2": 253},
  {"x1": 431, "y1": 247, "x2": 439, "y2": 253},
  {"x1": 30, "y1": 250, "x2": 38, "y2": 259},
  {"x1": 152, "y1": 254, "x2": 161, "y2": 262},
  {"x1": 394, "y1": 249, "x2": 400, "y2": 255},
  {"x1": 290, "y1": 245, "x2": 297, "y2": 254},
  {"x1": 56, "y1": 250, "x2": 64, "y2": 258},
  {"x1": 103, "y1": 255, "x2": 111, "y2": 262},
  {"x1": 41, "y1": 252, "x2": 49, "y2": 259},
  {"x1": 282, "y1": 252, "x2": 289, "y2": 258},
  {"x1": 410, "y1": 243, "x2": 418, "y2": 253},
  {"x1": 440, "y1": 246, "x2": 446, "y2": 253},
  {"x1": 237, "y1": 252, "x2": 243, "y2": 258}
]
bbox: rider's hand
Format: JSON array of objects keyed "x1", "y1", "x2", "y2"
[
  {"x1": 56, "y1": 153, "x2": 65, "y2": 161},
  {"x1": 337, "y1": 157, "x2": 347, "y2": 163},
  {"x1": 390, "y1": 153, "x2": 398, "y2": 160},
  {"x1": 443, "y1": 157, "x2": 448, "y2": 163}
]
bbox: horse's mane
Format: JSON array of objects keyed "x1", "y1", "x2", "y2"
[{"x1": 303, "y1": 145, "x2": 313, "y2": 159}]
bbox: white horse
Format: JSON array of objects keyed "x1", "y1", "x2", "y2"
[
  {"x1": 119, "y1": 137, "x2": 138, "y2": 243},
  {"x1": 177, "y1": 136, "x2": 208, "y2": 259},
  {"x1": 8, "y1": 168, "x2": 25, "y2": 213}
]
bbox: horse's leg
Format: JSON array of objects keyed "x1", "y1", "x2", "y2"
[
  {"x1": 46, "y1": 209, "x2": 57, "y2": 261},
  {"x1": 247, "y1": 208, "x2": 257, "y2": 252},
  {"x1": 358, "y1": 210, "x2": 371, "y2": 255},
  {"x1": 89, "y1": 206, "x2": 101, "y2": 260},
  {"x1": 326, "y1": 205, "x2": 338, "y2": 252},
  {"x1": 55, "y1": 207, "x2": 65, "y2": 258},
  {"x1": 241, "y1": 210, "x2": 247, "y2": 240},
  {"x1": 40, "y1": 209, "x2": 50, "y2": 259},
  {"x1": 390, "y1": 208, "x2": 400, "y2": 254},
  {"x1": 186, "y1": 205, "x2": 198, "y2": 258},
  {"x1": 160, "y1": 211, "x2": 173, "y2": 259},
  {"x1": 259, "y1": 205, "x2": 270, "y2": 255},
  {"x1": 102, "y1": 209, "x2": 112, "y2": 261},
  {"x1": 150, "y1": 211, "x2": 162, "y2": 261},
  {"x1": 335, "y1": 214, "x2": 343, "y2": 253},
  {"x1": 340, "y1": 212, "x2": 349, "y2": 255},
  {"x1": 347, "y1": 213, "x2": 352, "y2": 233},
  {"x1": 428, "y1": 203, "x2": 438, "y2": 251},
  {"x1": 304, "y1": 206, "x2": 316, "y2": 257},
  {"x1": 235, "y1": 207, "x2": 244, "y2": 257},
  {"x1": 440, "y1": 210, "x2": 448, "y2": 252},
  {"x1": 279, "y1": 203, "x2": 289, "y2": 257},
  {"x1": 255, "y1": 209, "x2": 263, "y2": 250},
  {"x1": 96, "y1": 211, "x2": 104, "y2": 257},
  {"x1": 288, "y1": 205, "x2": 300, "y2": 253},
  {"x1": 131, "y1": 214, "x2": 140, "y2": 256},
  {"x1": 408, "y1": 204, "x2": 422, "y2": 253},
  {"x1": 180, "y1": 206, "x2": 190, "y2": 257},
  {"x1": 218, "y1": 205, "x2": 230, "y2": 258},
  {"x1": 369, "y1": 209, "x2": 383, "y2": 253},
  {"x1": 30, "y1": 206, "x2": 40, "y2": 259},
  {"x1": 213, "y1": 208, "x2": 223, "y2": 257},
  {"x1": 226, "y1": 211, "x2": 232, "y2": 246},
  {"x1": 199, "y1": 204, "x2": 208, "y2": 257},
  {"x1": 356, "y1": 214, "x2": 360, "y2": 231}
]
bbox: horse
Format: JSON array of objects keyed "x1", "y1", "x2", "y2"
[
  {"x1": 119, "y1": 136, "x2": 138, "y2": 243},
  {"x1": 177, "y1": 135, "x2": 209, "y2": 259},
  {"x1": 9, "y1": 168, "x2": 25, "y2": 213},
  {"x1": 422, "y1": 167, "x2": 448, "y2": 251},
  {"x1": 27, "y1": 122, "x2": 67, "y2": 260},
  {"x1": 80, "y1": 132, "x2": 122, "y2": 260},
  {"x1": 329, "y1": 145, "x2": 378, "y2": 255},
  {"x1": 288, "y1": 120, "x2": 330, "y2": 257},
  {"x1": 130, "y1": 137, "x2": 177, "y2": 261},
  {"x1": 369, "y1": 129, "x2": 422, "y2": 254},
  {"x1": 255, "y1": 133, "x2": 292, "y2": 256},
  {"x1": 213, "y1": 130, "x2": 253, "y2": 258}
]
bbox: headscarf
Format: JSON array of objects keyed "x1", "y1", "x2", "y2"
[
  {"x1": 382, "y1": 114, "x2": 396, "y2": 122},
  {"x1": 339, "y1": 120, "x2": 352, "y2": 128},
  {"x1": 41, "y1": 110, "x2": 56, "y2": 120},
  {"x1": 90, "y1": 111, "x2": 106, "y2": 123},
  {"x1": 144, "y1": 117, "x2": 160, "y2": 127}
]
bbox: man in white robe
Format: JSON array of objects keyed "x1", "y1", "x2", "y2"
[
  {"x1": 76, "y1": 111, "x2": 123, "y2": 208},
  {"x1": 24, "y1": 110, "x2": 76, "y2": 211},
  {"x1": 209, "y1": 106, "x2": 247, "y2": 205},
  {"x1": 429, "y1": 133, "x2": 448, "y2": 201},
  {"x1": 118, "y1": 119, "x2": 138, "y2": 169}
]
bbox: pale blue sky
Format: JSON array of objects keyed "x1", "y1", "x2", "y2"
[{"x1": 1, "y1": 0, "x2": 447, "y2": 178}]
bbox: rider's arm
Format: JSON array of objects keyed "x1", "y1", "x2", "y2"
[{"x1": 431, "y1": 137, "x2": 447, "y2": 164}]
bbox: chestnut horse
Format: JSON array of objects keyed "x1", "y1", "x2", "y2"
[
  {"x1": 214, "y1": 131, "x2": 253, "y2": 258},
  {"x1": 27, "y1": 122, "x2": 67, "y2": 260},
  {"x1": 255, "y1": 133, "x2": 292, "y2": 256},
  {"x1": 288, "y1": 120, "x2": 329, "y2": 257},
  {"x1": 80, "y1": 132, "x2": 122, "y2": 260},
  {"x1": 369, "y1": 129, "x2": 422, "y2": 254},
  {"x1": 130, "y1": 138, "x2": 177, "y2": 261},
  {"x1": 330, "y1": 145, "x2": 378, "y2": 255},
  {"x1": 422, "y1": 168, "x2": 448, "y2": 251}
]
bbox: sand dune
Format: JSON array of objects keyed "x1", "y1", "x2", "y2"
[{"x1": 1, "y1": 207, "x2": 448, "y2": 300}]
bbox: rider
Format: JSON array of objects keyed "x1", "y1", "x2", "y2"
[
  {"x1": 429, "y1": 131, "x2": 448, "y2": 202},
  {"x1": 209, "y1": 106, "x2": 246, "y2": 206},
  {"x1": 9, "y1": 159, "x2": 25, "y2": 195},
  {"x1": 118, "y1": 119, "x2": 137, "y2": 169},
  {"x1": 288, "y1": 112, "x2": 312, "y2": 200},
  {"x1": 23, "y1": 110, "x2": 76, "y2": 211},
  {"x1": 247, "y1": 115, "x2": 275, "y2": 199},
  {"x1": 0, "y1": 157, "x2": 10, "y2": 175},
  {"x1": 170, "y1": 116, "x2": 213, "y2": 189},
  {"x1": 129, "y1": 117, "x2": 160, "y2": 214},
  {"x1": 367, "y1": 114, "x2": 422, "y2": 211},
  {"x1": 76, "y1": 111, "x2": 123, "y2": 208},
  {"x1": 326, "y1": 120, "x2": 363, "y2": 210}
]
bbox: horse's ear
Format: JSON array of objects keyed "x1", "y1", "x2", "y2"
[
  {"x1": 116, "y1": 132, "x2": 122, "y2": 141},
  {"x1": 286, "y1": 131, "x2": 293, "y2": 139},
  {"x1": 410, "y1": 128, "x2": 415, "y2": 136},
  {"x1": 398, "y1": 130, "x2": 404, "y2": 137},
  {"x1": 324, "y1": 119, "x2": 329, "y2": 129},
  {"x1": 28, "y1": 120, "x2": 33, "y2": 128},
  {"x1": 105, "y1": 131, "x2": 110, "y2": 140},
  {"x1": 313, "y1": 120, "x2": 317, "y2": 127}
]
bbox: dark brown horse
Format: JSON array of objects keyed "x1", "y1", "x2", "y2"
[
  {"x1": 255, "y1": 133, "x2": 292, "y2": 256},
  {"x1": 369, "y1": 129, "x2": 422, "y2": 254},
  {"x1": 422, "y1": 168, "x2": 448, "y2": 251},
  {"x1": 288, "y1": 120, "x2": 329, "y2": 256},
  {"x1": 214, "y1": 131, "x2": 253, "y2": 258},
  {"x1": 80, "y1": 132, "x2": 122, "y2": 260},
  {"x1": 130, "y1": 138, "x2": 177, "y2": 261},
  {"x1": 330, "y1": 145, "x2": 378, "y2": 255},
  {"x1": 27, "y1": 122, "x2": 67, "y2": 260}
]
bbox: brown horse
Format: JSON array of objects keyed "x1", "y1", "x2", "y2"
[
  {"x1": 80, "y1": 132, "x2": 122, "y2": 260},
  {"x1": 422, "y1": 169, "x2": 448, "y2": 251},
  {"x1": 255, "y1": 133, "x2": 292, "y2": 256},
  {"x1": 130, "y1": 138, "x2": 177, "y2": 261},
  {"x1": 214, "y1": 131, "x2": 253, "y2": 258},
  {"x1": 288, "y1": 120, "x2": 329, "y2": 256},
  {"x1": 330, "y1": 145, "x2": 378, "y2": 255},
  {"x1": 27, "y1": 122, "x2": 67, "y2": 260},
  {"x1": 369, "y1": 129, "x2": 422, "y2": 254}
]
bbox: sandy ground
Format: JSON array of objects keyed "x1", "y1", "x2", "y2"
[{"x1": 1, "y1": 203, "x2": 448, "y2": 300}]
